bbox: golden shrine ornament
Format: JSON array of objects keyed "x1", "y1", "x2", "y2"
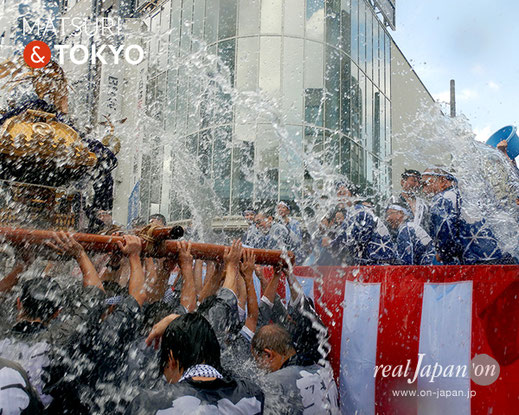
[{"x1": 0, "y1": 109, "x2": 97, "y2": 168}]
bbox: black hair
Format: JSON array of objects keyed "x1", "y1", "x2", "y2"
[
  {"x1": 197, "y1": 295, "x2": 218, "y2": 315},
  {"x1": 254, "y1": 209, "x2": 272, "y2": 220},
  {"x1": 335, "y1": 180, "x2": 360, "y2": 196},
  {"x1": 20, "y1": 279, "x2": 63, "y2": 322},
  {"x1": 149, "y1": 214, "x2": 167, "y2": 226},
  {"x1": 159, "y1": 312, "x2": 222, "y2": 375},
  {"x1": 402, "y1": 169, "x2": 421, "y2": 179},
  {"x1": 102, "y1": 281, "x2": 127, "y2": 298},
  {"x1": 423, "y1": 167, "x2": 457, "y2": 182},
  {"x1": 141, "y1": 302, "x2": 179, "y2": 336}
]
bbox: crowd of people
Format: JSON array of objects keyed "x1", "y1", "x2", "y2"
[
  {"x1": 242, "y1": 168, "x2": 518, "y2": 266},
  {"x1": 0, "y1": 165, "x2": 518, "y2": 414},
  {"x1": 0, "y1": 229, "x2": 339, "y2": 413},
  {"x1": 3, "y1": 49, "x2": 519, "y2": 413}
]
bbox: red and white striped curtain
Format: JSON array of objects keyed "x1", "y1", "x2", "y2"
[{"x1": 285, "y1": 265, "x2": 519, "y2": 414}]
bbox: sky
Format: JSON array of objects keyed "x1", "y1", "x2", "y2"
[{"x1": 391, "y1": 0, "x2": 519, "y2": 142}]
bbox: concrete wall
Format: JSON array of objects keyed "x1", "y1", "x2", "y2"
[
  {"x1": 390, "y1": 40, "x2": 449, "y2": 192},
  {"x1": 110, "y1": 19, "x2": 147, "y2": 226},
  {"x1": 58, "y1": 1, "x2": 146, "y2": 226}
]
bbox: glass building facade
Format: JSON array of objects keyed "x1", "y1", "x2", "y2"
[{"x1": 140, "y1": 0, "x2": 392, "y2": 221}]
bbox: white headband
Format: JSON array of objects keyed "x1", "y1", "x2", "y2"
[
  {"x1": 423, "y1": 171, "x2": 457, "y2": 181},
  {"x1": 386, "y1": 204, "x2": 412, "y2": 217},
  {"x1": 278, "y1": 201, "x2": 290, "y2": 210}
]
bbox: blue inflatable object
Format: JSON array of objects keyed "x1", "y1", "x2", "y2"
[{"x1": 486, "y1": 125, "x2": 519, "y2": 159}]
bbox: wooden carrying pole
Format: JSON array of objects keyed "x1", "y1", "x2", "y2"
[{"x1": 0, "y1": 226, "x2": 294, "y2": 266}]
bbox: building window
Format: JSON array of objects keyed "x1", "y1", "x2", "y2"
[
  {"x1": 305, "y1": 88, "x2": 324, "y2": 126},
  {"x1": 231, "y1": 140, "x2": 255, "y2": 214},
  {"x1": 213, "y1": 126, "x2": 232, "y2": 210},
  {"x1": 205, "y1": 0, "x2": 218, "y2": 44},
  {"x1": 306, "y1": 0, "x2": 325, "y2": 42},
  {"x1": 139, "y1": 0, "x2": 392, "y2": 220},
  {"x1": 325, "y1": 46, "x2": 340, "y2": 130},
  {"x1": 219, "y1": 0, "x2": 237, "y2": 40}
]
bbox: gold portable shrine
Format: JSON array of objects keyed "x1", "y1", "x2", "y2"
[
  {"x1": 0, "y1": 58, "x2": 104, "y2": 230},
  {"x1": 0, "y1": 109, "x2": 97, "y2": 168}
]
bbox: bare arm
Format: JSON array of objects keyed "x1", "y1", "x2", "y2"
[
  {"x1": 46, "y1": 232, "x2": 105, "y2": 292},
  {"x1": 145, "y1": 258, "x2": 175, "y2": 303},
  {"x1": 237, "y1": 274, "x2": 247, "y2": 311},
  {"x1": 77, "y1": 250, "x2": 105, "y2": 291},
  {"x1": 145, "y1": 313, "x2": 180, "y2": 349},
  {"x1": 222, "y1": 239, "x2": 243, "y2": 297},
  {"x1": 193, "y1": 259, "x2": 204, "y2": 296},
  {"x1": 286, "y1": 267, "x2": 304, "y2": 304},
  {"x1": 144, "y1": 257, "x2": 158, "y2": 287},
  {"x1": 0, "y1": 262, "x2": 27, "y2": 292},
  {"x1": 255, "y1": 265, "x2": 268, "y2": 293},
  {"x1": 178, "y1": 241, "x2": 196, "y2": 312},
  {"x1": 0, "y1": 246, "x2": 34, "y2": 292},
  {"x1": 117, "y1": 258, "x2": 131, "y2": 288},
  {"x1": 117, "y1": 235, "x2": 146, "y2": 306},
  {"x1": 262, "y1": 265, "x2": 283, "y2": 305},
  {"x1": 199, "y1": 261, "x2": 223, "y2": 303},
  {"x1": 99, "y1": 251, "x2": 125, "y2": 286},
  {"x1": 497, "y1": 140, "x2": 513, "y2": 162},
  {"x1": 206, "y1": 260, "x2": 216, "y2": 282},
  {"x1": 240, "y1": 249, "x2": 259, "y2": 333}
]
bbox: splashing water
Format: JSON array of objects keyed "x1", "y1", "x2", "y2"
[
  {"x1": 1, "y1": 1, "x2": 519, "y2": 413},
  {"x1": 393, "y1": 103, "x2": 519, "y2": 255}
]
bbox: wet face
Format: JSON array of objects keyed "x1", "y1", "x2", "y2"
[
  {"x1": 337, "y1": 186, "x2": 353, "y2": 207},
  {"x1": 421, "y1": 175, "x2": 447, "y2": 195},
  {"x1": 421, "y1": 175, "x2": 437, "y2": 195},
  {"x1": 149, "y1": 217, "x2": 166, "y2": 227},
  {"x1": 335, "y1": 211, "x2": 345, "y2": 225},
  {"x1": 255, "y1": 214, "x2": 271, "y2": 231},
  {"x1": 319, "y1": 217, "x2": 330, "y2": 231},
  {"x1": 337, "y1": 186, "x2": 352, "y2": 198},
  {"x1": 244, "y1": 211, "x2": 255, "y2": 223},
  {"x1": 401, "y1": 175, "x2": 421, "y2": 192},
  {"x1": 277, "y1": 204, "x2": 290, "y2": 218},
  {"x1": 385, "y1": 209, "x2": 405, "y2": 230},
  {"x1": 130, "y1": 219, "x2": 145, "y2": 230}
]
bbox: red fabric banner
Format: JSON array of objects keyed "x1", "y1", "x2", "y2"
[{"x1": 292, "y1": 265, "x2": 519, "y2": 414}]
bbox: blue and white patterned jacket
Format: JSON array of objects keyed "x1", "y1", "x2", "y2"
[
  {"x1": 395, "y1": 222, "x2": 436, "y2": 265},
  {"x1": 428, "y1": 186, "x2": 512, "y2": 264},
  {"x1": 333, "y1": 204, "x2": 396, "y2": 265}
]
